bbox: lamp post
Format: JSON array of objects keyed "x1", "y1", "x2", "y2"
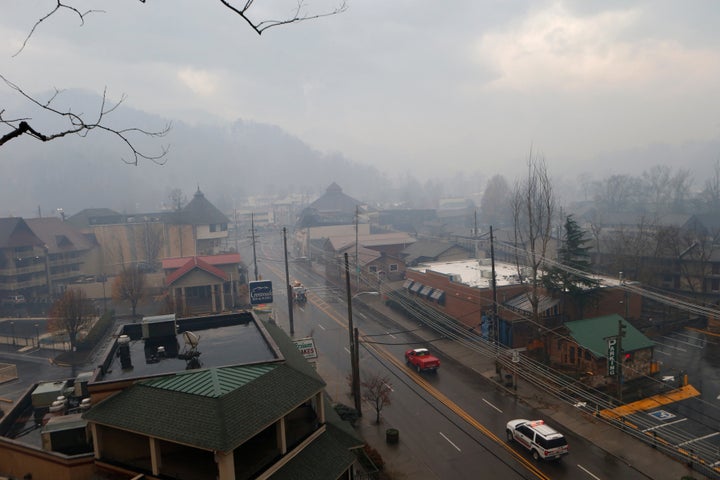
[
  {"x1": 35, "y1": 323, "x2": 39, "y2": 348},
  {"x1": 345, "y1": 251, "x2": 379, "y2": 417},
  {"x1": 10, "y1": 321, "x2": 15, "y2": 346}
]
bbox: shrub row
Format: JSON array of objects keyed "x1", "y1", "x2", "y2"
[{"x1": 76, "y1": 310, "x2": 115, "y2": 352}]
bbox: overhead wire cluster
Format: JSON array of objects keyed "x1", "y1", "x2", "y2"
[{"x1": 307, "y1": 237, "x2": 720, "y2": 474}]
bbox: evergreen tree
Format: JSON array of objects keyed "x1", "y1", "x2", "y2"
[{"x1": 543, "y1": 215, "x2": 600, "y2": 317}]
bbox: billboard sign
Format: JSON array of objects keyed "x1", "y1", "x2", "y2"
[
  {"x1": 249, "y1": 280, "x2": 273, "y2": 305},
  {"x1": 607, "y1": 338, "x2": 617, "y2": 377}
]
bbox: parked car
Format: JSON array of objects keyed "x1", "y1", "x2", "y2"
[
  {"x1": 405, "y1": 348, "x2": 440, "y2": 373},
  {"x1": 506, "y1": 419, "x2": 568, "y2": 461},
  {"x1": 1, "y1": 295, "x2": 26, "y2": 305}
]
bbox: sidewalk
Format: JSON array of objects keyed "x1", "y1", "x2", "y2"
[{"x1": 343, "y1": 292, "x2": 710, "y2": 480}]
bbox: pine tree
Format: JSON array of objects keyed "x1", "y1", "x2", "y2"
[{"x1": 543, "y1": 215, "x2": 600, "y2": 317}]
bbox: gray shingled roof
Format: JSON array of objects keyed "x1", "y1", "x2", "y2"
[
  {"x1": 25, "y1": 217, "x2": 94, "y2": 254},
  {"x1": 270, "y1": 424, "x2": 360, "y2": 480},
  {"x1": 308, "y1": 182, "x2": 362, "y2": 213},
  {"x1": 166, "y1": 188, "x2": 229, "y2": 226},
  {"x1": 0, "y1": 217, "x2": 43, "y2": 248}
]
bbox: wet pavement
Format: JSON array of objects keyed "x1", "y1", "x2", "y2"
[{"x1": 326, "y1": 287, "x2": 716, "y2": 480}]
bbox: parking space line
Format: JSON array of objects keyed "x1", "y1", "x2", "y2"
[
  {"x1": 676, "y1": 432, "x2": 720, "y2": 447},
  {"x1": 439, "y1": 432, "x2": 461, "y2": 452}
]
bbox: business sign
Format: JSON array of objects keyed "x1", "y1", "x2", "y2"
[
  {"x1": 293, "y1": 337, "x2": 318, "y2": 359},
  {"x1": 249, "y1": 280, "x2": 273, "y2": 305},
  {"x1": 607, "y1": 338, "x2": 617, "y2": 377}
]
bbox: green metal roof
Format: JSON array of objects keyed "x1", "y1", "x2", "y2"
[
  {"x1": 565, "y1": 314, "x2": 655, "y2": 358},
  {"x1": 84, "y1": 321, "x2": 329, "y2": 453},
  {"x1": 84, "y1": 363, "x2": 325, "y2": 452},
  {"x1": 142, "y1": 364, "x2": 276, "y2": 397}
]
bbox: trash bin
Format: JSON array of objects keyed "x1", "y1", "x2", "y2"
[{"x1": 386, "y1": 428, "x2": 399, "y2": 444}]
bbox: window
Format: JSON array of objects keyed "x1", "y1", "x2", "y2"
[
  {"x1": 369, "y1": 265, "x2": 378, "y2": 273},
  {"x1": 389, "y1": 264, "x2": 398, "y2": 272},
  {"x1": 210, "y1": 224, "x2": 217, "y2": 232}
]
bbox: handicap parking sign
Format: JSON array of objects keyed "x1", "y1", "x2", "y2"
[{"x1": 648, "y1": 410, "x2": 676, "y2": 421}]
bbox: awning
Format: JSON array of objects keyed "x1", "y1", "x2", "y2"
[
  {"x1": 419, "y1": 285, "x2": 434, "y2": 297},
  {"x1": 403, "y1": 279, "x2": 414, "y2": 289},
  {"x1": 409, "y1": 282, "x2": 423, "y2": 293},
  {"x1": 430, "y1": 289, "x2": 445, "y2": 301}
]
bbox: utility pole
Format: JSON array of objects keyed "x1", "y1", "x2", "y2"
[
  {"x1": 283, "y1": 227, "x2": 294, "y2": 336},
  {"x1": 345, "y1": 252, "x2": 362, "y2": 416},
  {"x1": 251, "y1": 213, "x2": 259, "y2": 281},
  {"x1": 355, "y1": 205, "x2": 359, "y2": 292},
  {"x1": 490, "y1": 225, "x2": 498, "y2": 348}
]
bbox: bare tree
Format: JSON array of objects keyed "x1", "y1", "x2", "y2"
[
  {"x1": 168, "y1": 188, "x2": 188, "y2": 212},
  {"x1": 512, "y1": 150, "x2": 556, "y2": 323},
  {"x1": 481, "y1": 174, "x2": 512, "y2": 227},
  {"x1": 112, "y1": 264, "x2": 147, "y2": 318},
  {"x1": 361, "y1": 373, "x2": 393, "y2": 424},
  {"x1": 701, "y1": 158, "x2": 720, "y2": 212},
  {"x1": 49, "y1": 288, "x2": 94, "y2": 353}
]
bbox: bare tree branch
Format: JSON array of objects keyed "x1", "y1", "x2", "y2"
[
  {"x1": 219, "y1": 0, "x2": 348, "y2": 35},
  {"x1": 14, "y1": 1, "x2": 104, "y2": 57},
  {"x1": 4, "y1": 0, "x2": 346, "y2": 160},
  {"x1": 0, "y1": 74, "x2": 170, "y2": 165}
]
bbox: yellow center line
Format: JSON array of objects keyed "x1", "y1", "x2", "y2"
[{"x1": 265, "y1": 263, "x2": 549, "y2": 479}]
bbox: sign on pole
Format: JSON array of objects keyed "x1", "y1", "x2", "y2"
[
  {"x1": 607, "y1": 338, "x2": 617, "y2": 377},
  {"x1": 293, "y1": 337, "x2": 318, "y2": 359},
  {"x1": 249, "y1": 280, "x2": 273, "y2": 305}
]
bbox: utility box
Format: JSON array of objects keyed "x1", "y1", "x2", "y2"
[
  {"x1": 41, "y1": 413, "x2": 92, "y2": 455},
  {"x1": 32, "y1": 381, "x2": 69, "y2": 409},
  {"x1": 141, "y1": 314, "x2": 177, "y2": 339},
  {"x1": 74, "y1": 371, "x2": 94, "y2": 398}
]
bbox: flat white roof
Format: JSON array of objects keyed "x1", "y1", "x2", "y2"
[
  {"x1": 410, "y1": 259, "x2": 522, "y2": 288},
  {"x1": 410, "y1": 259, "x2": 620, "y2": 289}
]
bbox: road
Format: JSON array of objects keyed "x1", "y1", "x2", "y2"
[{"x1": 253, "y1": 237, "x2": 655, "y2": 480}]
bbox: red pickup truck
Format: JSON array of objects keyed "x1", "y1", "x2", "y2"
[{"x1": 405, "y1": 348, "x2": 440, "y2": 373}]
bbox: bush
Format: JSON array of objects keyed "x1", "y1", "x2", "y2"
[
  {"x1": 333, "y1": 403, "x2": 360, "y2": 426},
  {"x1": 76, "y1": 310, "x2": 115, "y2": 351}
]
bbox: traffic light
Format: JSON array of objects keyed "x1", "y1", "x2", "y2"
[
  {"x1": 619, "y1": 321, "x2": 627, "y2": 338},
  {"x1": 624, "y1": 353, "x2": 632, "y2": 363}
]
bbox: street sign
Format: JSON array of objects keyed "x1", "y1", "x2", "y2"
[
  {"x1": 249, "y1": 280, "x2": 273, "y2": 305},
  {"x1": 607, "y1": 338, "x2": 617, "y2": 377},
  {"x1": 293, "y1": 337, "x2": 318, "y2": 359}
]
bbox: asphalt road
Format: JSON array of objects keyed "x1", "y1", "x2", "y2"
[{"x1": 256, "y1": 238, "x2": 662, "y2": 480}]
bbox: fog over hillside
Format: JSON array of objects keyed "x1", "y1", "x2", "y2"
[{"x1": 2, "y1": 90, "x2": 720, "y2": 218}]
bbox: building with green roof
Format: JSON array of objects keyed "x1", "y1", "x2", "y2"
[
  {"x1": 552, "y1": 314, "x2": 657, "y2": 388},
  {"x1": 80, "y1": 318, "x2": 363, "y2": 479}
]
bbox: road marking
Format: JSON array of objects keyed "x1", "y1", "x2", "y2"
[
  {"x1": 387, "y1": 332, "x2": 397, "y2": 339},
  {"x1": 652, "y1": 341, "x2": 687, "y2": 352},
  {"x1": 577, "y1": 464, "x2": 601, "y2": 479},
  {"x1": 344, "y1": 347, "x2": 351, "y2": 355},
  {"x1": 384, "y1": 383, "x2": 394, "y2": 392},
  {"x1": 356, "y1": 312, "x2": 367, "y2": 320},
  {"x1": 318, "y1": 324, "x2": 326, "y2": 331},
  {"x1": 439, "y1": 432, "x2": 461, "y2": 452},
  {"x1": 482, "y1": 398, "x2": 503, "y2": 413}
]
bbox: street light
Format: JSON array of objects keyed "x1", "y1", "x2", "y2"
[
  {"x1": 34, "y1": 323, "x2": 39, "y2": 348},
  {"x1": 10, "y1": 321, "x2": 15, "y2": 346},
  {"x1": 345, "y1": 251, "x2": 379, "y2": 417}
]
